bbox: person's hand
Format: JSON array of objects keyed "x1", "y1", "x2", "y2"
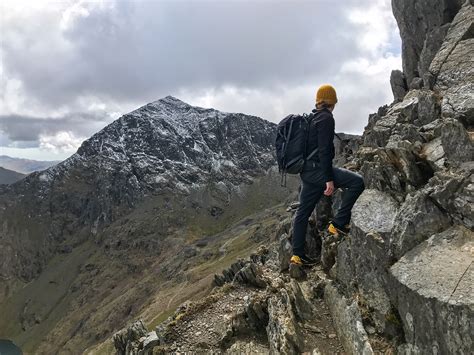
[{"x1": 324, "y1": 181, "x2": 335, "y2": 196}]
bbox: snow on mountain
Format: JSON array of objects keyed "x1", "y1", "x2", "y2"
[{"x1": 36, "y1": 96, "x2": 277, "y2": 195}]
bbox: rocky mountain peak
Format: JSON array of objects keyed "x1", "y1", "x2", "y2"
[{"x1": 72, "y1": 96, "x2": 277, "y2": 196}]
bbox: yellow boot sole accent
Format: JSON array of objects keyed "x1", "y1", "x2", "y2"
[{"x1": 290, "y1": 255, "x2": 303, "y2": 265}]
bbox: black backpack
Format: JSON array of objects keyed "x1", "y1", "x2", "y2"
[{"x1": 275, "y1": 113, "x2": 319, "y2": 186}]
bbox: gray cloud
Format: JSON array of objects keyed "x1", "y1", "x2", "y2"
[
  {"x1": 0, "y1": 112, "x2": 109, "y2": 142},
  {"x1": 1, "y1": 0, "x2": 401, "y2": 158},
  {"x1": 3, "y1": 0, "x2": 379, "y2": 104}
]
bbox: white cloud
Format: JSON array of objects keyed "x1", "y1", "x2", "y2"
[
  {"x1": 39, "y1": 131, "x2": 84, "y2": 154},
  {"x1": 346, "y1": 0, "x2": 399, "y2": 55}
]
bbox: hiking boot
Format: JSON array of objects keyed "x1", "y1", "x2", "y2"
[
  {"x1": 327, "y1": 222, "x2": 349, "y2": 237},
  {"x1": 290, "y1": 254, "x2": 319, "y2": 267}
]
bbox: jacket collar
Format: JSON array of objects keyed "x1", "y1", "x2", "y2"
[{"x1": 312, "y1": 107, "x2": 332, "y2": 114}]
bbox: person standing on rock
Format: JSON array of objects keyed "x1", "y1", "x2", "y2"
[{"x1": 290, "y1": 84, "x2": 365, "y2": 267}]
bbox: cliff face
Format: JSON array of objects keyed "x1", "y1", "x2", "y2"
[
  {"x1": 391, "y1": 0, "x2": 465, "y2": 86},
  {"x1": 342, "y1": 2, "x2": 473, "y2": 352},
  {"x1": 113, "y1": 1, "x2": 473, "y2": 354}
]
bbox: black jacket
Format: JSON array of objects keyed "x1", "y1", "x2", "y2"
[{"x1": 304, "y1": 108, "x2": 335, "y2": 182}]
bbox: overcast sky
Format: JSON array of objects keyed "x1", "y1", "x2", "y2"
[{"x1": 0, "y1": 0, "x2": 401, "y2": 161}]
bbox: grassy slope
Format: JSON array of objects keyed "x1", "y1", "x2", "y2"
[
  {"x1": 0, "y1": 167, "x2": 25, "y2": 184},
  {"x1": 0, "y1": 172, "x2": 298, "y2": 354}
]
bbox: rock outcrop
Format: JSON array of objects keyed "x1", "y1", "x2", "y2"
[
  {"x1": 389, "y1": 226, "x2": 473, "y2": 354},
  {"x1": 391, "y1": 0, "x2": 465, "y2": 85},
  {"x1": 330, "y1": 1, "x2": 473, "y2": 353}
]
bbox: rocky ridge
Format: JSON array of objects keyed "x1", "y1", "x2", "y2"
[{"x1": 114, "y1": 1, "x2": 473, "y2": 354}]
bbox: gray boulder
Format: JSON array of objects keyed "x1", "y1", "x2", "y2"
[
  {"x1": 421, "y1": 118, "x2": 473, "y2": 170},
  {"x1": 324, "y1": 282, "x2": 374, "y2": 355},
  {"x1": 113, "y1": 320, "x2": 150, "y2": 355},
  {"x1": 337, "y1": 189, "x2": 399, "y2": 332},
  {"x1": 390, "y1": 69, "x2": 408, "y2": 102},
  {"x1": 430, "y1": 1, "x2": 474, "y2": 125},
  {"x1": 390, "y1": 190, "x2": 451, "y2": 259},
  {"x1": 389, "y1": 226, "x2": 473, "y2": 354}
]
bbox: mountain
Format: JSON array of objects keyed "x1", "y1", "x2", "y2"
[
  {"x1": 0, "y1": 96, "x2": 360, "y2": 353},
  {"x1": 0, "y1": 155, "x2": 60, "y2": 174},
  {"x1": 0, "y1": 96, "x2": 276, "y2": 280},
  {"x1": 0, "y1": 167, "x2": 25, "y2": 185},
  {"x1": 112, "y1": 1, "x2": 473, "y2": 354}
]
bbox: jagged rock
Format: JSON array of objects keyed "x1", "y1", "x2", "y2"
[
  {"x1": 427, "y1": 167, "x2": 474, "y2": 228},
  {"x1": 313, "y1": 194, "x2": 333, "y2": 232},
  {"x1": 362, "y1": 89, "x2": 440, "y2": 150},
  {"x1": 141, "y1": 332, "x2": 159, "y2": 352},
  {"x1": 334, "y1": 239, "x2": 356, "y2": 291},
  {"x1": 392, "y1": 0, "x2": 463, "y2": 84},
  {"x1": 390, "y1": 190, "x2": 451, "y2": 259},
  {"x1": 213, "y1": 259, "x2": 247, "y2": 287},
  {"x1": 409, "y1": 77, "x2": 423, "y2": 90},
  {"x1": 358, "y1": 147, "x2": 433, "y2": 199},
  {"x1": 286, "y1": 202, "x2": 300, "y2": 212},
  {"x1": 338, "y1": 190, "x2": 399, "y2": 332},
  {"x1": 244, "y1": 295, "x2": 269, "y2": 329},
  {"x1": 250, "y1": 245, "x2": 269, "y2": 265},
  {"x1": 288, "y1": 263, "x2": 306, "y2": 280},
  {"x1": 266, "y1": 288, "x2": 304, "y2": 354},
  {"x1": 389, "y1": 226, "x2": 474, "y2": 354},
  {"x1": 324, "y1": 282, "x2": 374, "y2": 355},
  {"x1": 392, "y1": 90, "x2": 439, "y2": 126},
  {"x1": 390, "y1": 69, "x2": 408, "y2": 102},
  {"x1": 333, "y1": 132, "x2": 362, "y2": 167},
  {"x1": 421, "y1": 118, "x2": 473, "y2": 170},
  {"x1": 113, "y1": 320, "x2": 149, "y2": 355},
  {"x1": 278, "y1": 233, "x2": 292, "y2": 272},
  {"x1": 430, "y1": 1, "x2": 474, "y2": 124},
  {"x1": 420, "y1": 23, "x2": 451, "y2": 86},
  {"x1": 310, "y1": 276, "x2": 326, "y2": 299},
  {"x1": 304, "y1": 224, "x2": 322, "y2": 261},
  {"x1": 320, "y1": 234, "x2": 341, "y2": 272},
  {"x1": 288, "y1": 280, "x2": 314, "y2": 321},
  {"x1": 234, "y1": 262, "x2": 266, "y2": 288}
]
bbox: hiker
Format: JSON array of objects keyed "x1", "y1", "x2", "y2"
[{"x1": 290, "y1": 84, "x2": 365, "y2": 266}]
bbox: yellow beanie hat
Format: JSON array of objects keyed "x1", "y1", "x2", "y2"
[{"x1": 316, "y1": 84, "x2": 338, "y2": 105}]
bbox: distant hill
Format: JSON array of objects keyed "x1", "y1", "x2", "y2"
[
  {"x1": 0, "y1": 167, "x2": 26, "y2": 184},
  {"x1": 0, "y1": 155, "x2": 61, "y2": 174}
]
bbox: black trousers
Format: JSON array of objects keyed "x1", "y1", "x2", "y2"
[{"x1": 292, "y1": 167, "x2": 365, "y2": 256}]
